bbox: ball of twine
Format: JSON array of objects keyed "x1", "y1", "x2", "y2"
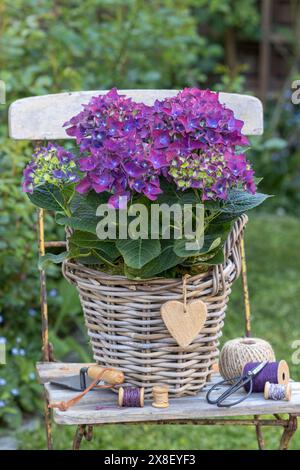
[{"x1": 219, "y1": 337, "x2": 275, "y2": 381}]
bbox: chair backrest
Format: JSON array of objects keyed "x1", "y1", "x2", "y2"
[{"x1": 8, "y1": 90, "x2": 263, "y2": 140}]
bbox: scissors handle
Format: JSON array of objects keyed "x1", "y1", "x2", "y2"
[
  {"x1": 206, "y1": 375, "x2": 243, "y2": 405},
  {"x1": 206, "y1": 375, "x2": 253, "y2": 407},
  {"x1": 217, "y1": 379, "x2": 253, "y2": 408}
]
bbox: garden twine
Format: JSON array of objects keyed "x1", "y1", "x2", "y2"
[{"x1": 219, "y1": 337, "x2": 275, "y2": 381}]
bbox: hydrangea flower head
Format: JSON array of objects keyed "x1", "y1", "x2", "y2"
[
  {"x1": 22, "y1": 143, "x2": 80, "y2": 193},
  {"x1": 150, "y1": 88, "x2": 255, "y2": 200},
  {"x1": 64, "y1": 88, "x2": 163, "y2": 207}
]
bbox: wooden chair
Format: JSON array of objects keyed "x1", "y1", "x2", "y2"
[{"x1": 8, "y1": 90, "x2": 299, "y2": 450}]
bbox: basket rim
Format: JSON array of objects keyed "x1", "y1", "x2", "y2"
[{"x1": 63, "y1": 257, "x2": 233, "y2": 286}]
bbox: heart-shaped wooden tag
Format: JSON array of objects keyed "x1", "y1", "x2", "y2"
[{"x1": 161, "y1": 299, "x2": 207, "y2": 348}]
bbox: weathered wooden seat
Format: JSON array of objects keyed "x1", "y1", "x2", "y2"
[
  {"x1": 37, "y1": 362, "x2": 300, "y2": 425},
  {"x1": 36, "y1": 362, "x2": 300, "y2": 450},
  {"x1": 9, "y1": 89, "x2": 299, "y2": 450}
]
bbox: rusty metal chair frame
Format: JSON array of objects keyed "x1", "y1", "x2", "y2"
[{"x1": 37, "y1": 207, "x2": 298, "y2": 451}]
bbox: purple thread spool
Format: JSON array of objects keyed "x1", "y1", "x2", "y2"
[
  {"x1": 118, "y1": 387, "x2": 144, "y2": 407},
  {"x1": 243, "y1": 360, "x2": 289, "y2": 393}
]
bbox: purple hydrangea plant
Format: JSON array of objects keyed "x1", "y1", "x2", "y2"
[
  {"x1": 23, "y1": 88, "x2": 256, "y2": 206},
  {"x1": 21, "y1": 88, "x2": 267, "y2": 278}
]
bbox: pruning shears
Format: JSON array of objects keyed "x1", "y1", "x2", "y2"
[{"x1": 206, "y1": 361, "x2": 268, "y2": 408}]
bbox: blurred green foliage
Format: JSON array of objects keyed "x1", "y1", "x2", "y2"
[
  {"x1": 193, "y1": 0, "x2": 259, "y2": 37},
  {"x1": 251, "y1": 93, "x2": 300, "y2": 215},
  {"x1": 0, "y1": 0, "x2": 299, "y2": 439},
  {"x1": 1, "y1": 0, "x2": 218, "y2": 94}
]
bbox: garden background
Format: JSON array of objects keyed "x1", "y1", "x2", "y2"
[{"x1": 1, "y1": 0, "x2": 300, "y2": 450}]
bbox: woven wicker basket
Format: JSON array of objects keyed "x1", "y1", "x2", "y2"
[{"x1": 63, "y1": 214, "x2": 247, "y2": 397}]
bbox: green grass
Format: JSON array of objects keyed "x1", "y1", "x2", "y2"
[{"x1": 17, "y1": 214, "x2": 300, "y2": 449}]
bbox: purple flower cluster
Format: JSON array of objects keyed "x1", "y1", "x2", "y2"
[
  {"x1": 22, "y1": 143, "x2": 80, "y2": 193},
  {"x1": 153, "y1": 88, "x2": 255, "y2": 199},
  {"x1": 64, "y1": 88, "x2": 162, "y2": 207},
  {"x1": 64, "y1": 88, "x2": 256, "y2": 205},
  {"x1": 23, "y1": 88, "x2": 256, "y2": 204}
]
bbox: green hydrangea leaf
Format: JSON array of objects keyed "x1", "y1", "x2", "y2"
[
  {"x1": 69, "y1": 231, "x2": 120, "y2": 261},
  {"x1": 116, "y1": 238, "x2": 161, "y2": 269},
  {"x1": 220, "y1": 189, "x2": 271, "y2": 215},
  {"x1": 28, "y1": 186, "x2": 65, "y2": 211},
  {"x1": 124, "y1": 239, "x2": 183, "y2": 279},
  {"x1": 56, "y1": 191, "x2": 108, "y2": 233},
  {"x1": 38, "y1": 251, "x2": 68, "y2": 269}
]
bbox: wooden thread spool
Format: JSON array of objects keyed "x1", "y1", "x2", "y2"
[
  {"x1": 243, "y1": 360, "x2": 290, "y2": 393},
  {"x1": 118, "y1": 387, "x2": 144, "y2": 407},
  {"x1": 275, "y1": 360, "x2": 290, "y2": 385},
  {"x1": 152, "y1": 385, "x2": 169, "y2": 408},
  {"x1": 264, "y1": 381, "x2": 291, "y2": 401}
]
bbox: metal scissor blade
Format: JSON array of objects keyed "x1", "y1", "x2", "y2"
[
  {"x1": 248, "y1": 361, "x2": 268, "y2": 377},
  {"x1": 50, "y1": 375, "x2": 98, "y2": 391}
]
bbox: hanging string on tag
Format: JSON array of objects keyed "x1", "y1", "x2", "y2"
[{"x1": 182, "y1": 274, "x2": 190, "y2": 313}]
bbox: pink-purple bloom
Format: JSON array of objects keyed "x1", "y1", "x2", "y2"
[
  {"x1": 63, "y1": 88, "x2": 162, "y2": 206},
  {"x1": 151, "y1": 88, "x2": 255, "y2": 198},
  {"x1": 23, "y1": 88, "x2": 256, "y2": 205}
]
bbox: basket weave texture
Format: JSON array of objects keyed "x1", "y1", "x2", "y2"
[{"x1": 63, "y1": 215, "x2": 247, "y2": 397}]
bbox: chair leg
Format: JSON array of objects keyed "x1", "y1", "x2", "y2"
[
  {"x1": 254, "y1": 415, "x2": 265, "y2": 450},
  {"x1": 73, "y1": 425, "x2": 86, "y2": 450},
  {"x1": 84, "y1": 425, "x2": 94, "y2": 442},
  {"x1": 279, "y1": 415, "x2": 298, "y2": 450},
  {"x1": 44, "y1": 391, "x2": 53, "y2": 450},
  {"x1": 241, "y1": 236, "x2": 251, "y2": 337}
]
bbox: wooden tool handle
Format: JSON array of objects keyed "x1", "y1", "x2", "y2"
[{"x1": 87, "y1": 365, "x2": 125, "y2": 385}]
